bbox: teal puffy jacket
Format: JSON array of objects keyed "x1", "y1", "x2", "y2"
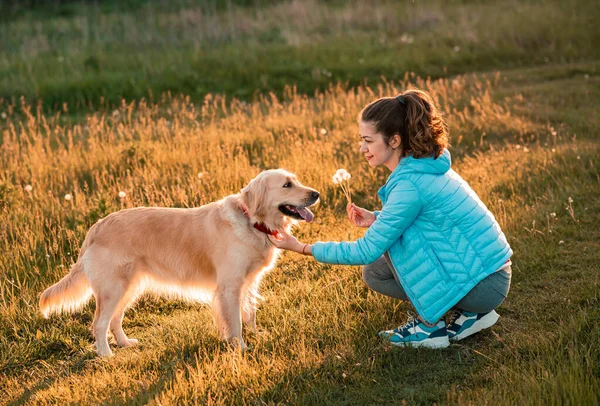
[{"x1": 312, "y1": 149, "x2": 512, "y2": 323}]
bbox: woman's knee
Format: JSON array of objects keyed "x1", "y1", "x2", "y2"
[
  {"x1": 361, "y1": 256, "x2": 389, "y2": 287},
  {"x1": 456, "y1": 270, "x2": 511, "y2": 313},
  {"x1": 361, "y1": 264, "x2": 376, "y2": 289}
]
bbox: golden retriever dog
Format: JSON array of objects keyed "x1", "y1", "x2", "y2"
[{"x1": 40, "y1": 169, "x2": 319, "y2": 357}]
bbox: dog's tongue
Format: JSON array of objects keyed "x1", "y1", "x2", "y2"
[{"x1": 297, "y1": 207, "x2": 314, "y2": 223}]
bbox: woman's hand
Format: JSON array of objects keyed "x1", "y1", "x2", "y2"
[
  {"x1": 268, "y1": 230, "x2": 305, "y2": 253},
  {"x1": 347, "y1": 203, "x2": 376, "y2": 228}
]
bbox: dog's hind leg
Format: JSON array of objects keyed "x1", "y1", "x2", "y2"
[
  {"x1": 212, "y1": 281, "x2": 246, "y2": 350},
  {"x1": 90, "y1": 267, "x2": 130, "y2": 357},
  {"x1": 110, "y1": 285, "x2": 140, "y2": 348},
  {"x1": 92, "y1": 289, "x2": 123, "y2": 357}
]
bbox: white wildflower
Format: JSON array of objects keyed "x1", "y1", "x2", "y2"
[
  {"x1": 523, "y1": 147, "x2": 529, "y2": 152},
  {"x1": 1, "y1": 112, "x2": 6, "y2": 119},
  {"x1": 118, "y1": 191, "x2": 127, "y2": 200},
  {"x1": 197, "y1": 172, "x2": 208, "y2": 179},
  {"x1": 568, "y1": 197, "x2": 573, "y2": 203},
  {"x1": 577, "y1": 156, "x2": 581, "y2": 160},
  {"x1": 64, "y1": 193, "x2": 72, "y2": 201},
  {"x1": 515, "y1": 145, "x2": 521, "y2": 149},
  {"x1": 552, "y1": 148, "x2": 556, "y2": 152},
  {"x1": 551, "y1": 130, "x2": 557, "y2": 136},
  {"x1": 320, "y1": 128, "x2": 328, "y2": 135},
  {"x1": 24, "y1": 184, "x2": 33, "y2": 193},
  {"x1": 332, "y1": 169, "x2": 352, "y2": 203},
  {"x1": 550, "y1": 212, "x2": 556, "y2": 218},
  {"x1": 559, "y1": 240, "x2": 564, "y2": 244},
  {"x1": 400, "y1": 33, "x2": 414, "y2": 44}
]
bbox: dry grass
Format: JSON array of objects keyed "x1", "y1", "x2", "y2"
[{"x1": 1, "y1": 66, "x2": 599, "y2": 404}]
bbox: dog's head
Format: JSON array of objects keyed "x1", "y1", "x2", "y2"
[{"x1": 241, "y1": 169, "x2": 319, "y2": 231}]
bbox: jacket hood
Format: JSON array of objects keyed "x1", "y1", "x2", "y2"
[
  {"x1": 395, "y1": 149, "x2": 451, "y2": 175},
  {"x1": 377, "y1": 149, "x2": 452, "y2": 203}
]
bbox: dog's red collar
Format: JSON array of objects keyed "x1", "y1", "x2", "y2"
[{"x1": 240, "y1": 204, "x2": 281, "y2": 238}]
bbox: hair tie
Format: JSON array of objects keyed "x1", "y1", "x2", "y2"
[{"x1": 396, "y1": 95, "x2": 405, "y2": 105}]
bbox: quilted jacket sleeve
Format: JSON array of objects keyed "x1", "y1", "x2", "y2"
[{"x1": 312, "y1": 180, "x2": 421, "y2": 265}]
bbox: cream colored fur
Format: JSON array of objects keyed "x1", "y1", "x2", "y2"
[{"x1": 39, "y1": 169, "x2": 318, "y2": 357}]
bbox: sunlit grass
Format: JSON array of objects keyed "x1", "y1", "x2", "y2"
[
  {"x1": 1, "y1": 0, "x2": 598, "y2": 111},
  {"x1": 1, "y1": 65, "x2": 599, "y2": 404}
]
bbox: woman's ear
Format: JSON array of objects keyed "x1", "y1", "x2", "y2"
[{"x1": 390, "y1": 134, "x2": 402, "y2": 149}]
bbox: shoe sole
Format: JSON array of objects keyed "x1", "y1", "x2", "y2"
[
  {"x1": 390, "y1": 336, "x2": 450, "y2": 349},
  {"x1": 450, "y1": 311, "x2": 500, "y2": 342}
]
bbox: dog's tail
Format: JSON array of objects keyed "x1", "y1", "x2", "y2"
[{"x1": 40, "y1": 261, "x2": 92, "y2": 318}]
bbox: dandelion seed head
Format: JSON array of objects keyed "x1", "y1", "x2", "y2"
[
  {"x1": 400, "y1": 33, "x2": 414, "y2": 44},
  {"x1": 568, "y1": 197, "x2": 573, "y2": 203},
  {"x1": 24, "y1": 184, "x2": 33, "y2": 192},
  {"x1": 118, "y1": 191, "x2": 127, "y2": 199},
  {"x1": 64, "y1": 193, "x2": 72, "y2": 201},
  {"x1": 334, "y1": 169, "x2": 351, "y2": 181},
  {"x1": 320, "y1": 128, "x2": 328, "y2": 135},
  {"x1": 550, "y1": 212, "x2": 556, "y2": 218}
]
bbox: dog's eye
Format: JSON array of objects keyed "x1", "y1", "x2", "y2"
[{"x1": 283, "y1": 182, "x2": 292, "y2": 188}]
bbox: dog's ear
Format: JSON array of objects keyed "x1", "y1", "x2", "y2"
[{"x1": 241, "y1": 176, "x2": 269, "y2": 220}]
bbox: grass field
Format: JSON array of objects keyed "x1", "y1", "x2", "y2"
[{"x1": 1, "y1": 0, "x2": 599, "y2": 404}]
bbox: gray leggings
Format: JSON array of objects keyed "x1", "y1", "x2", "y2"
[{"x1": 362, "y1": 254, "x2": 511, "y2": 314}]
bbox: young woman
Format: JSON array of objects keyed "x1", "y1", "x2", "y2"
[{"x1": 269, "y1": 90, "x2": 512, "y2": 349}]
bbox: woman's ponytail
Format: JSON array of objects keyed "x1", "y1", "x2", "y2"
[{"x1": 360, "y1": 89, "x2": 449, "y2": 159}]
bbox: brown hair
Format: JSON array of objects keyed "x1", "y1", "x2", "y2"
[{"x1": 360, "y1": 89, "x2": 449, "y2": 158}]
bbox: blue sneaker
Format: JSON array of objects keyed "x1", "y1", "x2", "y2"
[
  {"x1": 378, "y1": 314, "x2": 450, "y2": 349},
  {"x1": 447, "y1": 310, "x2": 500, "y2": 342}
]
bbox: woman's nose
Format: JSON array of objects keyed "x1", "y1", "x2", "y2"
[{"x1": 359, "y1": 143, "x2": 368, "y2": 153}]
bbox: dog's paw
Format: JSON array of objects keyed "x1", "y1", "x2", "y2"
[
  {"x1": 120, "y1": 338, "x2": 139, "y2": 348},
  {"x1": 97, "y1": 348, "x2": 114, "y2": 357},
  {"x1": 227, "y1": 337, "x2": 247, "y2": 351}
]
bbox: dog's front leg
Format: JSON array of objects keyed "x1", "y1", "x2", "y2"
[
  {"x1": 212, "y1": 284, "x2": 246, "y2": 350},
  {"x1": 242, "y1": 300, "x2": 257, "y2": 334}
]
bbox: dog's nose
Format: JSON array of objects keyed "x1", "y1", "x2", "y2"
[{"x1": 311, "y1": 191, "x2": 320, "y2": 200}]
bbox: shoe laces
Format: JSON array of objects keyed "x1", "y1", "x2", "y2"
[
  {"x1": 397, "y1": 310, "x2": 420, "y2": 331},
  {"x1": 448, "y1": 309, "x2": 463, "y2": 325}
]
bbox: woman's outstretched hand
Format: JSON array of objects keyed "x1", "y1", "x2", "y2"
[
  {"x1": 268, "y1": 230, "x2": 304, "y2": 253},
  {"x1": 347, "y1": 203, "x2": 376, "y2": 228}
]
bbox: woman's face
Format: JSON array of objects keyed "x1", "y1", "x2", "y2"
[{"x1": 359, "y1": 120, "x2": 401, "y2": 170}]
